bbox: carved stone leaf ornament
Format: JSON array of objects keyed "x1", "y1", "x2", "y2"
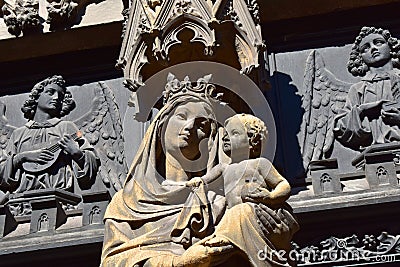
[
  {"x1": 146, "y1": 0, "x2": 161, "y2": 10},
  {"x1": 2, "y1": 0, "x2": 41, "y2": 36},
  {"x1": 46, "y1": 0, "x2": 79, "y2": 30},
  {"x1": 220, "y1": 0, "x2": 240, "y2": 27},
  {"x1": 245, "y1": 0, "x2": 259, "y2": 24},
  {"x1": 0, "y1": 0, "x2": 100, "y2": 35},
  {"x1": 170, "y1": 0, "x2": 201, "y2": 20}
]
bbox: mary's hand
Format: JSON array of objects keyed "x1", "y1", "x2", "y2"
[{"x1": 255, "y1": 203, "x2": 291, "y2": 244}]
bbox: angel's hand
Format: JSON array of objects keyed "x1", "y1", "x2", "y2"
[
  {"x1": 17, "y1": 149, "x2": 54, "y2": 165},
  {"x1": 59, "y1": 135, "x2": 83, "y2": 159},
  {"x1": 358, "y1": 99, "x2": 389, "y2": 115},
  {"x1": 382, "y1": 107, "x2": 400, "y2": 125},
  {"x1": 186, "y1": 177, "x2": 204, "y2": 188}
]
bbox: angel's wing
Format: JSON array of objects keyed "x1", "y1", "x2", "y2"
[
  {"x1": 75, "y1": 82, "x2": 127, "y2": 194},
  {"x1": 0, "y1": 101, "x2": 16, "y2": 162},
  {"x1": 300, "y1": 50, "x2": 351, "y2": 169}
]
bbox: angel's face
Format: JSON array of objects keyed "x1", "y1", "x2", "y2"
[
  {"x1": 37, "y1": 83, "x2": 65, "y2": 115},
  {"x1": 359, "y1": 33, "x2": 391, "y2": 68}
]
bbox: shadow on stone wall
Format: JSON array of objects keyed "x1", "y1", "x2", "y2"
[{"x1": 268, "y1": 71, "x2": 307, "y2": 190}]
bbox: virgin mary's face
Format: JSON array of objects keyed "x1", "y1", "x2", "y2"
[{"x1": 163, "y1": 101, "x2": 213, "y2": 161}]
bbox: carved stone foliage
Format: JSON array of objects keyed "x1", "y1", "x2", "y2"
[
  {"x1": 220, "y1": 0, "x2": 260, "y2": 29},
  {"x1": 293, "y1": 232, "x2": 400, "y2": 264},
  {"x1": 8, "y1": 201, "x2": 31, "y2": 216},
  {"x1": 46, "y1": 0, "x2": 103, "y2": 31},
  {"x1": 170, "y1": 0, "x2": 201, "y2": 19},
  {"x1": 121, "y1": 8, "x2": 130, "y2": 38},
  {"x1": 118, "y1": 0, "x2": 266, "y2": 93},
  {"x1": 1, "y1": 0, "x2": 41, "y2": 36},
  {"x1": 244, "y1": 0, "x2": 259, "y2": 24},
  {"x1": 46, "y1": 0, "x2": 78, "y2": 31},
  {"x1": 0, "y1": 0, "x2": 101, "y2": 36}
]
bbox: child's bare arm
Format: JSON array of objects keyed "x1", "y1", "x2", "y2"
[
  {"x1": 244, "y1": 158, "x2": 290, "y2": 206},
  {"x1": 186, "y1": 163, "x2": 226, "y2": 187},
  {"x1": 261, "y1": 158, "x2": 291, "y2": 204},
  {"x1": 202, "y1": 163, "x2": 226, "y2": 184}
]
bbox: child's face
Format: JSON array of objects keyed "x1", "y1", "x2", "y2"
[{"x1": 222, "y1": 118, "x2": 249, "y2": 156}]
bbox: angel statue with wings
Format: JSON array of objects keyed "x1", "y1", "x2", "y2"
[
  {"x1": 301, "y1": 26, "x2": 400, "y2": 168},
  {"x1": 0, "y1": 75, "x2": 126, "y2": 198}
]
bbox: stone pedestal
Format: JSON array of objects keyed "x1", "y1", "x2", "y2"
[
  {"x1": 7, "y1": 189, "x2": 81, "y2": 234},
  {"x1": 82, "y1": 191, "x2": 110, "y2": 226},
  {"x1": 310, "y1": 159, "x2": 341, "y2": 196},
  {"x1": 352, "y1": 143, "x2": 400, "y2": 189}
]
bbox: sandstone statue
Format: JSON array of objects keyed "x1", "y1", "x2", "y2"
[{"x1": 101, "y1": 74, "x2": 298, "y2": 267}]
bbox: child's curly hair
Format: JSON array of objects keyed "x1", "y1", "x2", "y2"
[
  {"x1": 21, "y1": 75, "x2": 76, "y2": 120},
  {"x1": 348, "y1": 26, "x2": 400, "y2": 77},
  {"x1": 225, "y1": 114, "x2": 268, "y2": 158}
]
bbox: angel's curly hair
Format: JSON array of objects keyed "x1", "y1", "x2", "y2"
[
  {"x1": 21, "y1": 75, "x2": 76, "y2": 120},
  {"x1": 225, "y1": 114, "x2": 268, "y2": 158},
  {"x1": 347, "y1": 26, "x2": 400, "y2": 77}
]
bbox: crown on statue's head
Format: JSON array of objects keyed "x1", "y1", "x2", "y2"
[{"x1": 163, "y1": 73, "x2": 223, "y2": 105}]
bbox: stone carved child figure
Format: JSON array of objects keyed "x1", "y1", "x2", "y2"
[
  {"x1": 187, "y1": 113, "x2": 291, "y2": 210},
  {"x1": 0, "y1": 75, "x2": 98, "y2": 194},
  {"x1": 185, "y1": 114, "x2": 297, "y2": 264}
]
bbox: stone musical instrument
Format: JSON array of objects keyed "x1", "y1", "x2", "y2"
[{"x1": 22, "y1": 131, "x2": 82, "y2": 173}]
